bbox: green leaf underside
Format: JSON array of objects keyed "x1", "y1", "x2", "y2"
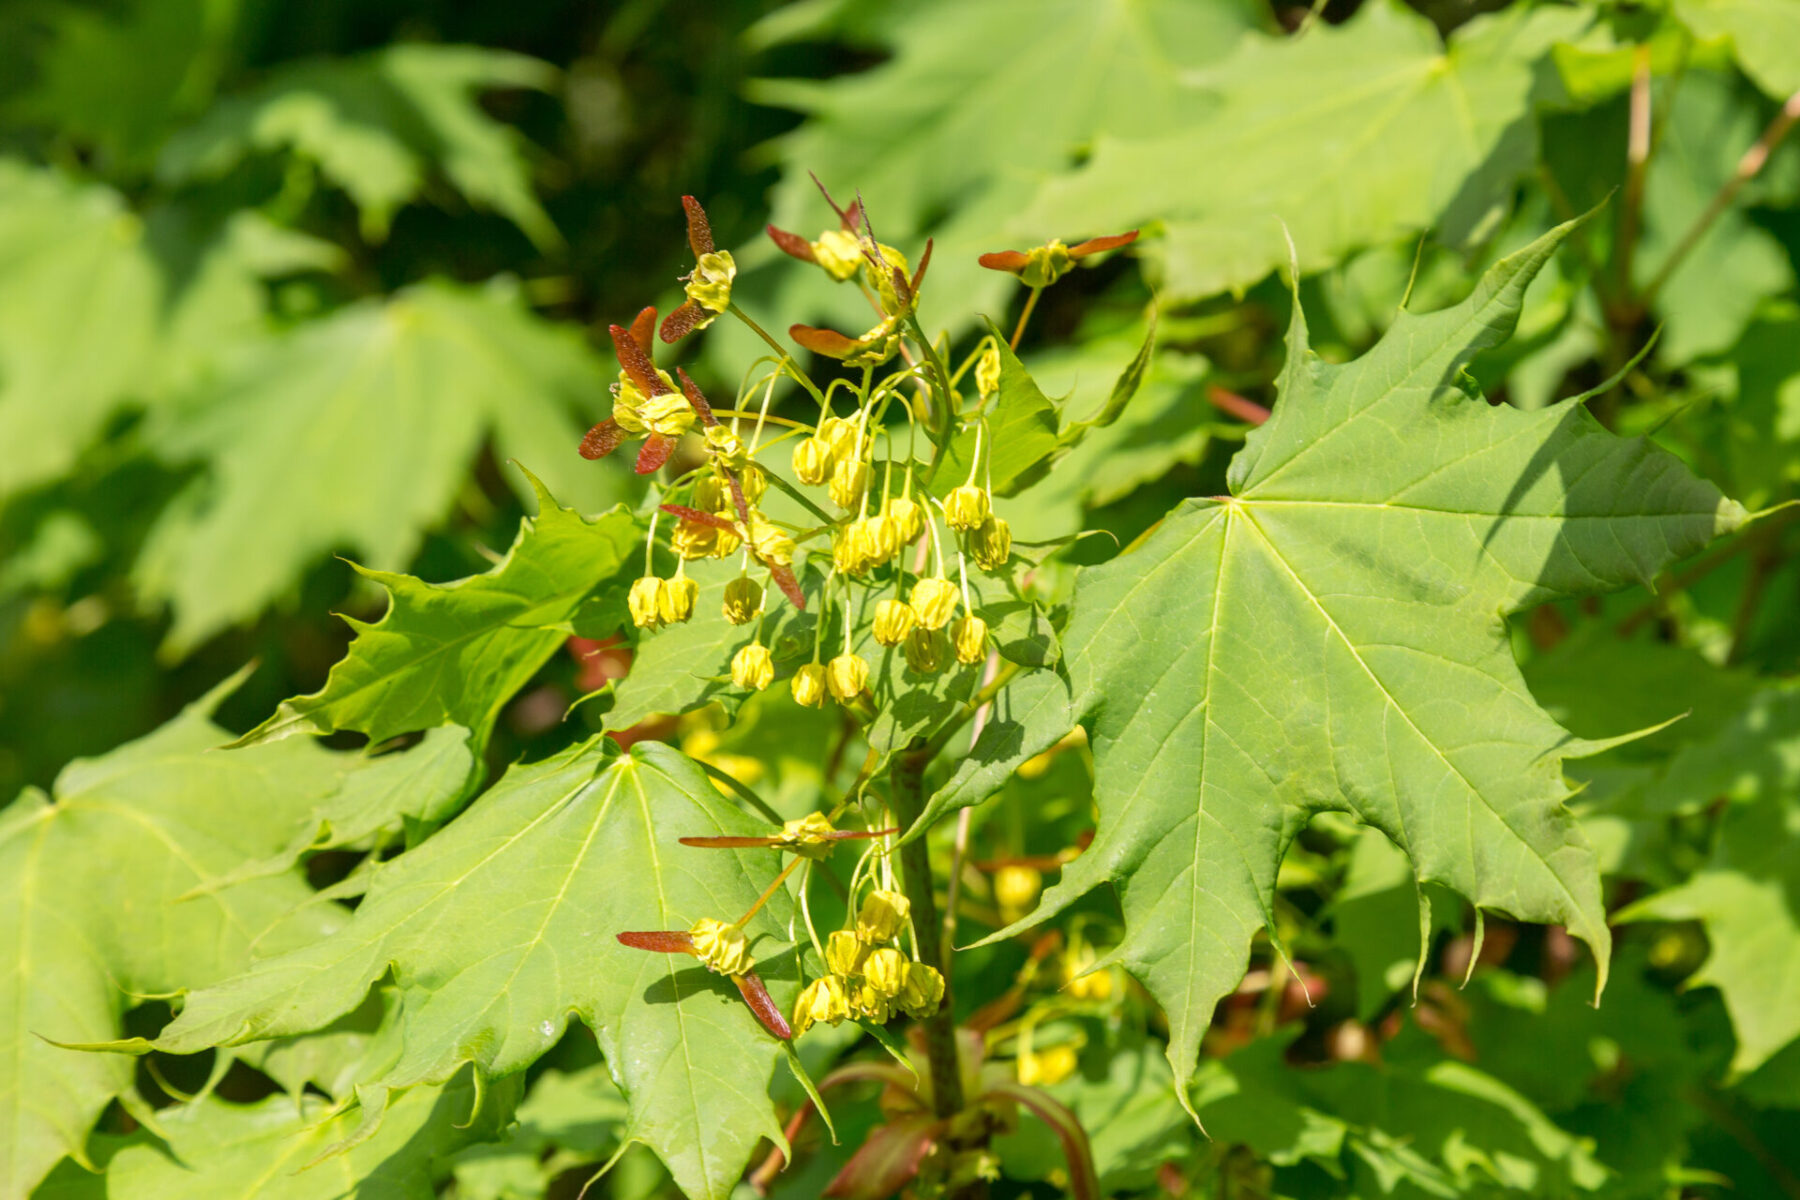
[
  {"x1": 1023, "y1": 0, "x2": 1592, "y2": 301},
  {"x1": 32, "y1": 1067, "x2": 514, "y2": 1200},
  {"x1": 132, "y1": 281, "x2": 615, "y2": 654},
  {"x1": 244, "y1": 480, "x2": 636, "y2": 750},
  {"x1": 0, "y1": 683, "x2": 452, "y2": 1195},
  {"x1": 123, "y1": 740, "x2": 793, "y2": 1200},
  {"x1": 930, "y1": 218, "x2": 1742, "y2": 1105}
]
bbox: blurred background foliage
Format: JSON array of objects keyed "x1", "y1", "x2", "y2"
[{"x1": 5, "y1": 0, "x2": 1800, "y2": 1196}]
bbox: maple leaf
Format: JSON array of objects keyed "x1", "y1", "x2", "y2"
[
  {"x1": 1, "y1": 682, "x2": 460, "y2": 1195},
  {"x1": 105, "y1": 740, "x2": 797, "y2": 1200},
  {"x1": 241, "y1": 476, "x2": 636, "y2": 754},
  {"x1": 920, "y1": 218, "x2": 1744, "y2": 1105}
]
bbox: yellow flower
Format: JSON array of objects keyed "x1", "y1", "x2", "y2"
[
  {"x1": 689, "y1": 918, "x2": 753, "y2": 976},
  {"x1": 780, "y1": 811, "x2": 838, "y2": 860},
  {"x1": 723, "y1": 576, "x2": 763, "y2": 625},
  {"x1": 739, "y1": 461, "x2": 768, "y2": 504},
  {"x1": 812, "y1": 228, "x2": 864, "y2": 281},
  {"x1": 628, "y1": 576, "x2": 663, "y2": 630},
  {"x1": 1017, "y1": 1043, "x2": 1078, "y2": 1086},
  {"x1": 909, "y1": 577, "x2": 958, "y2": 630},
  {"x1": 612, "y1": 367, "x2": 676, "y2": 434},
  {"x1": 794, "y1": 974, "x2": 851, "y2": 1035},
  {"x1": 883, "y1": 495, "x2": 926, "y2": 544},
  {"x1": 856, "y1": 889, "x2": 911, "y2": 944},
  {"x1": 641, "y1": 392, "x2": 696, "y2": 438},
  {"x1": 951, "y1": 614, "x2": 988, "y2": 665},
  {"x1": 793, "y1": 436, "x2": 832, "y2": 485},
  {"x1": 693, "y1": 474, "x2": 731, "y2": 513},
  {"x1": 746, "y1": 517, "x2": 795, "y2": 566},
  {"x1": 826, "y1": 653, "x2": 869, "y2": 703},
  {"x1": 975, "y1": 344, "x2": 1002, "y2": 399},
  {"x1": 658, "y1": 575, "x2": 698, "y2": 624},
  {"x1": 829, "y1": 457, "x2": 870, "y2": 510},
  {"x1": 869, "y1": 512, "x2": 903, "y2": 563},
  {"x1": 705, "y1": 424, "x2": 746, "y2": 467},
  {"x1": 832, "y1": 520, "x2": 878, "y2": 576},
  {"x1": 900, "y1": 961, "x2": 945, "y2": 1018},
  {"x1": 856, "y1": 980, "x2": 893, "y2": 1024},
  {"x1": 873, "y1": 599, "x2": 917, "y2": 647},
  {"x1": 825, "y1": 930, "x2": 866, "y2": 977},
  {"x1": 863, "y1": 947, "x2": 907, "y2": 999},
  {"x1": 994, "y1": 865, "x2": 1042, "y2": 923},
  {"x1": 685, "y1": 249, "x2": 736, "y2": 314},
  {"x1": 730, "y1": 642, "x2": 773, "y2": 691},
  {"x1": 819, "y1": 416, "x2": 860, "y2": 462},
  {"x1": 970, "y1": 515, "x2": 1012, "y2": 570},
  {"x1": 944, "y1": 485, "x2": 990, "y2": 531},
  {"x1": 791, "y1": 663, "x2": 827, "y2": 708}
]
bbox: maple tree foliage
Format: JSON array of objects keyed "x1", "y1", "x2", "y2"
[{"x1": 5, "y1": 1, "x2": 1800, "y2": 1199}]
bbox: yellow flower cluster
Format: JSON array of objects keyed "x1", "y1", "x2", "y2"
[{"x1": 794, "y1": 889, "x2": 945, "y2": 1035}]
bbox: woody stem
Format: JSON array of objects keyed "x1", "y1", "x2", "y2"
[{"x1": 890, "y1": 744, "x2": 964, "y2": 1120}]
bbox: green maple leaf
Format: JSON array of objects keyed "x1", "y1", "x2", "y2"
[
  {"x1": 133, "y1": 281, "x2": 626, "y2": 655},
  {"x1": 0, "y1": 682, "x2": 457, "y2": 1195},
  {"x1": 112, "y1": 739, "x2": 796, "y2": 1200},
  {"x1": 1620, "y1": 683, "x2": 1800, "y2": 1074},
  {"x1": 0, "y1": 161, "x2": 161, "y2": 509},
  {"x1": 1020, "y1": 0, "x2": 1591, "y2": 301},
  {"x1": 158, "y1": 44, "x2": 561, "y2": 248},
  {"x1": 244, "y1": 479, "x2": 636, "y2": 752},
  {"x1": 33, "y1": 1067, "x2": 515, "y2": 1200},
  {"x1": 926, "y1": 218, "x2": 1743, "y2": 1106},
  {"x1": 1673, "y1": 0, "x2": 1800, "y2": 99}
]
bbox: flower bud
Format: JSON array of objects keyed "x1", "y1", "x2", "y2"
[
  {"x1": 825, "y1": 930, "x2": 865, "y2": 977},
  {"x1": 791, "y1": 663, "x2": 827, "y2": 708},
  {"x1": 903, "y1": 627, "x2": 944, "y2": 674},
  {"x1": 826, "y1": 653, "x2": 869, "y2": 703},
  {"x1": 856, "y1": 889, "x2": 911, "y2": 944},
  {"x1": 828, "y1": 457, "x2": 869, "y2": 510},
  {"x1": 739, "y1": 461, "x2": 768, "y2": 504},
  {"x1": 819, "y1": 416, "x2": 860, "y2": 462},
  {"x1": 693, "y1": 474, "x2": 732, "y2": 513},
  {"x1": 976, "y1": 344, "x2": 1002, "y2": 399},
  {"x1": 689, "y1": 918, "x2": 753, "y2": 976},
  {"x1": 900, "y1": 961, "x2": 945, "y2": 1018},
  {"x1": 883, "y1": 495, "x2": 925, "y2": 544},
  {"x1": 685, "y1": 249, "x2": 736, "y2": 314},
  {"x1": 746, "y1": 517, "x2": 794, "y2": 566},
  {"x1": 658, "y1": 575, "x2": 699, "y2": 624},
  {"x1": 994, "y1": 865, "x2": 1042, "y2": 923},
  {"x1": 869, "y1": 512, "x2": 903, "y2": 563},
  {"x1": 793, "y1": 436, "x2": 832, "y2": 485},
  {"x1": 705, "y1": 424, "x2": 746, "y2": 467},
  {"x1": 628, "y1": 576, "x2": 663, "y2": 630},
  {"x1": 873, "y1": 599, "x2": 917, "y2": 647},
  {"x1": 670, "y1": 520, "x2": 715, "y2": 560},
  {"x1": 833, "y1": 520, "x2": 878, "y2": 576},
  {"x1": 909, "y1": 577, "x2": 959, "y2": 630},
  {"x1": 951, "y1": 614, "x2": 988, "y2": 665},
  {"x1": 781, "y1": 810, "x2": 836, "y2": 855},
  {"x1": 812, "y1": 228, "x2": 864, "y2": 281},
  {"x1": 711, "y1": 524, "x2": 743, "y2": 559},
  {"x1": 723, "y1": 576, "x2": 763, "y2": 625},
  {"x1": 944, "y1": 485, "x2": 990, "y2": 531},
  {"x1": 970, "y1": 515, "x2": 1012, "y2": 570},
  {"x1": 730, "y1": 642, "x2": 774, "y2": 691},
  {"x1": 856, "y1": 982, "x2": 893, "y2": 1025},
  {"x1": 641, "y1": 392, "x2": 696, "y2": 438},
  {"x1": 794, "y1": 974, "x2": 851, "y2": 1035},
  {"x1": 1065, "y1": 961, "x2": 1113, "y2": 1001},
  {"x1": 863, "y1": 947, "x2": 907, "y2": 999}
]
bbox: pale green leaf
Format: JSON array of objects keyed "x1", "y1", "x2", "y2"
[
  {"x1": 0, "y1": 161, "x2": 161, "y2": 509},
  {"x1": 449, "y1": 1062, "x2": 627, "y2": 1200},
  {"x1": 125, "y1": 739, "x2": 793, "y2": 1200},
  {"x1": 245, "y1": 481, "x2": 637, "y2": 751},
  {"x1": 133, "y1": 281, "x2": 625, "y2": 655},
  {"x1": 1673, "y1": 0, "x2": 1800, "y2": 99},
  {"x1": 949, "y1": 220, "x2": 1742, "y2": 1107},
  {"x1": 1021, "y1": 1, "x2": 1592, "y2": 301},
  {"x1": 158, "y1": 44, "x2": 560, "y2": 248},
  {"x1": 33, "y1": 1067, "x2": 514, "y2": 1200},
  {"x1": 930, "y1": 326, "x2": 1060, "y2": 499},
  {"x1": 0, "y1": 684, "x2": 438, "y2": 1195},
  {"x1": 722, "y1": 0, "x2": 1263, "y2": 360}
]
